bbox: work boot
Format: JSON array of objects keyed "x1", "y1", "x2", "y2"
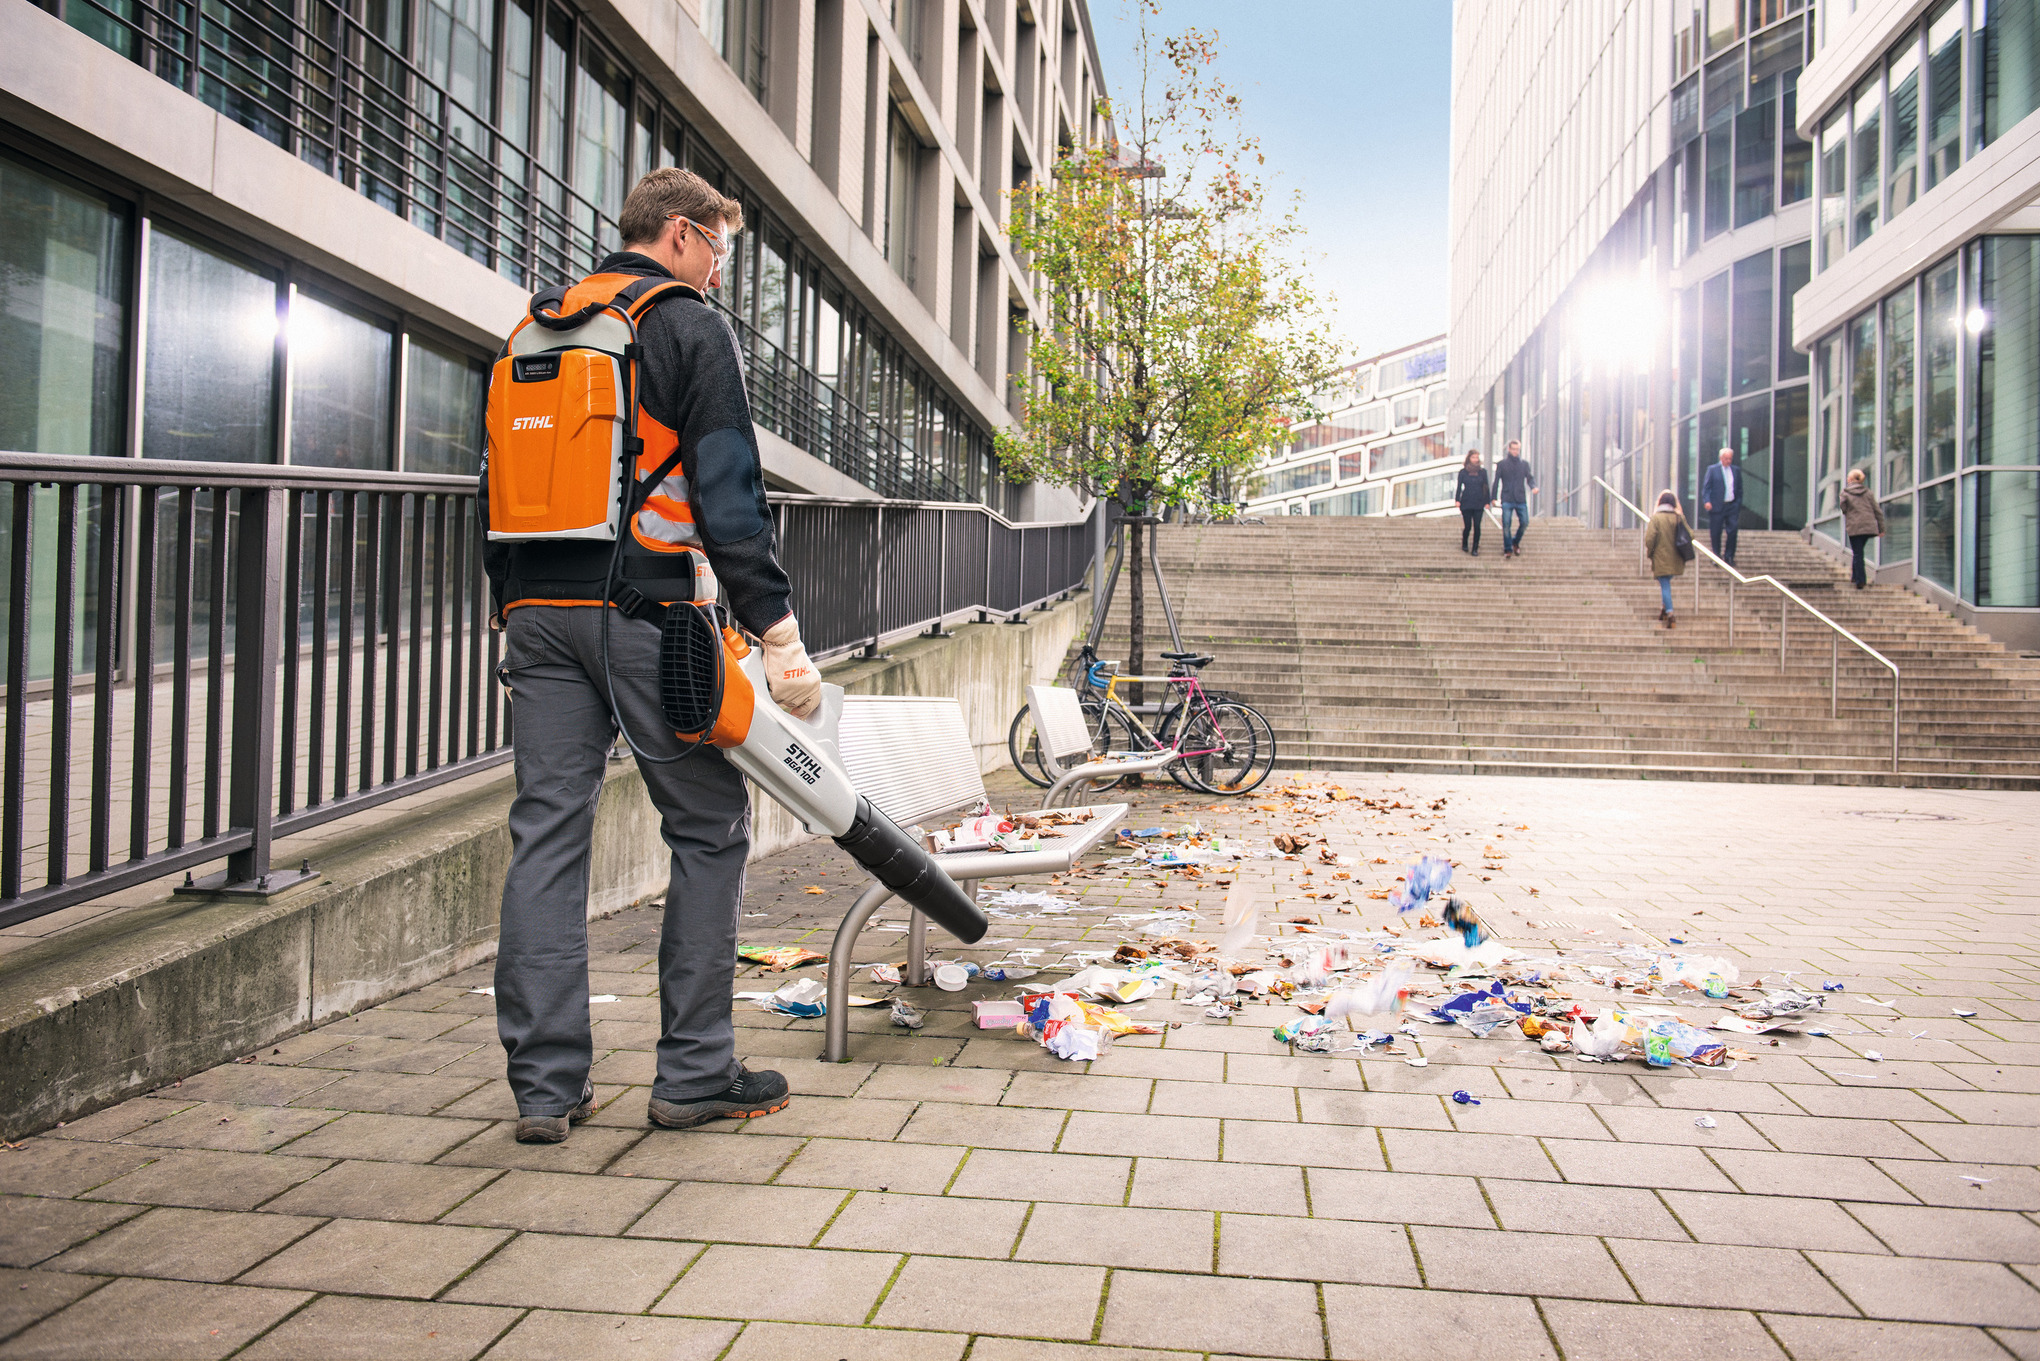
[
  {"x1": 647, "y1": 1066, "x2": 791, "y2": 1129},
  {"x1": 514, "y1": 1082, "x2": 597, "y2": 1144}
]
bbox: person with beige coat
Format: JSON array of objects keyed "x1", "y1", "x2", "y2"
[
  {"x1": 1642, "y1": 490, "x2": 1692, "y2": 628},
  {"x1": 1841, "y1": 468, "x2": 1886, "y2": 589}
]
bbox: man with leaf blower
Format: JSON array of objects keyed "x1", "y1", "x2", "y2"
[{"x1": 481, "y1": 169, "x2": 821, "y2": 1144}]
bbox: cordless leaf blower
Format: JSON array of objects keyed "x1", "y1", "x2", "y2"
[{"x1": 654, "y1": 602, "x2": 988, "y2": 945}]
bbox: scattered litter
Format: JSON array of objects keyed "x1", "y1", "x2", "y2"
[
  {"x1": 1274, "y1": 1017, "x2": 1341, "y2": 1052},
  {"x1": 1954, "y1": 1008, "x2": 1978, "y2": 1018},
  {"x1": 1739, "y1": 990, "x2": 1823, "y2": 1020},
  {"x1": 1694, "y1": 1116, "x2": 1718, "y2": 1128},
  {"x1": 1962, "y1": 1176, "x2": 1995, "y2": 1186},
  {"x1": 1451, "y1": 1090, "x2": 1481, "y2": 1105},
  {"x1": 1860, "y1": 997, "x2": 1897, "y2": 1007},
  {"x1": 932, "y1": 963, "x2": 973, "y2": 991},
  {"x1": 867, "y1": 963, "x2": 902, "y2": 984},
  {"x1": 468, "y1": 987, "x2": 495, "y2": 997},
  {"x1": 738, "y1": 944, "x2": 828, "y2": 972},
  {"x1": 1862, "y1": 1050, "x2": 1883, "y2": 1062},
  {"x1": 890, "y1": 998, "x2": 925, "y2": 1030},
  {"x1": 981, "y1": 888, "x2": 1077, "y2": 913},
  {"x1": 588, "y1": 995, "x2": 618, "y2": 1005},
  {"x1": 1018, "y1": 991, "x2": 1159, "y2": 1060},
  {"x1": 1405, "y1": 1057, "x2": 1429, "y2": 1067}
]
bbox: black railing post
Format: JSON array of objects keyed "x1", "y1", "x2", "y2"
[{"x1": 225, "y1": 486, "x2": 285, "y2": 887}]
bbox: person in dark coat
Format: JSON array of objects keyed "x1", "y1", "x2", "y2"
[
  {"x1": 1455, "y1": 450, "x2": 1492, "y2": 556},
  {"x1": 1840, "y1": 468, "x2": 1886, "y2": 589}
]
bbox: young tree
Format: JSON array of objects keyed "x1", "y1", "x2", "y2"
[{"x1": 994, "y1": 3, "x2": 1343, "y2": 693}]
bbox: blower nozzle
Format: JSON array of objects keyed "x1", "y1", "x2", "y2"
[{"x1": 835, "y1": 796, "x2": 987, "y2": 944}]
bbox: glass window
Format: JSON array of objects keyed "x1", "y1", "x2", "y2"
[
  {"x1": 1733, "y1": 250, "x2": 1773, "y2": 393},
  {"x1": 1818, "y1": 111, "x2": 1847, "y2": 268},
  {"x1": 1969, "y1": 236, "x2": 2040, "y2": 468},
  {"x1": 0, "y1": 154, "x2": 129, "y2": 460},
  {"x1": 1393, "y1": 393, "x2": 1423, "y2": 427},
  {"x1": 1816, "y1": 332, "x2": 1845, "y2": 519},
  {"x1": 1964, "y1": 471, "x2": 2038, "y2": 604},
  {"x1": 1781, "y1": 76, "x2": 1813, "y2": 203},
  {"x1": 1888, "y1": 43, "x2": 1922, "y2": 221},
  {"x1": 1677, "y1": 285, "x2": 1698, "y2": 417},
  {"x1": 1849, "y1": 308, "x2": 1878, "y2": 487},
  {"x1": 405, "y1": 338, "x2": 486, "y2": 474},
  {"x1": 1852, "y1": 76, "x2": 1881, "y2": 247},
  {"x1": 501, "y1": 0, "x2": 535, "y2": 151},
  {"x1": 1919, "y1": 479, "x2": 1958, "y2": 587},
  {"x1": 1973, "y1": 0, "x2": 2040, "y2": 151},
  {"x1": 1311, "y1": 487, "x2": 1382, "y2": 517},
  {"x1": 1729, "y1": 393, "x2": 1773, "y2": 529},
  {"x1": 1706, "y1": 0, "x2": 1741, "y2": 55},
  {"x1": 885, "y1": 105, "x2": 920, "y2": 283},
  {"x1": 575, "y1": 40, "x2": 632, "y2": 253},
  {"x1": 1426, "y1": 386, "x2": 1448, "y2": 423},
  {"x1": 758, "y1": 230, "x2": 789, "y2": 350},
  {"x1": 1734, "y1": 96, "x2": 1776, "y2": 226},
  {"x1": 1926, "y1": 1, "x2": 1963, "y2": 188},
  {"x1": 1390, "y1": 470, "x2": 1457, "y2": 510},
  {"x1": 1337, "y1": 448, "x2": 1365, "y2": 480},
  {"x1": 290, "y1": 290, "x2": 392, "y2": 469},
  {"x1": 1701, "y1": 271, "x2": 1730, "y2": 405},
  {"x1": 1672, "y1": 75, "x2": 1701, "y2": 145},
  {"x1": 1924, "y1": 254, "x2": 1961, "y2": 481},
  {"x1": 1779, "y1": 241, "x2": 1812, "y2": 381},
  {"x1": 1775, "y1": 384, "x2": 1809, "y2": 530},
  {"x1": 1704, "y1": 124, "x2": 1733, "y2": 238},
  {"x1": 143, "y1": 229, "x2": 277, "y2": 462},
  {"x1": 1884, "y1": 493, "x2": 1915, "y2": 562},
  {"x1": 1883, "y1": 285, "x2": 1916, "y2": 500},
  {"x1": 1370, "y1": 433, "x2": 1452, "y2": 476}
]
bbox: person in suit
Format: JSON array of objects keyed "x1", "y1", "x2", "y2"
[{"x1": 1699, "y1": 447, "x2": 1742, "y2": 565}]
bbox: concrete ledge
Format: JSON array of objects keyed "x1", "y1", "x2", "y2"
[{"x1": 0, "y1": 594, "x2": 1084, "y2": 1138}]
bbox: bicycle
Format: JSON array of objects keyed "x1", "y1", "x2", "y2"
[
  {"x1": 1008, "y1": 640, "x2": 1239, "y2": 787},
  {"x1": 1008, "y1": 647, "x2": 1277, "y2": 795}
]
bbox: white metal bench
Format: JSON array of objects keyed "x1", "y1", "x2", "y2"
[
  {"x1": 1029, "y1": 682, "x2": 1179, "y2": 808},
  {"x1": 826, "y1": 694, "x2": 1127, "y2": 1062}
]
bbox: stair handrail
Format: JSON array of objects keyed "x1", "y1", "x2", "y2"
[{"x1": 1592, "y1": 475, "x2": 1900, "y2": 773}]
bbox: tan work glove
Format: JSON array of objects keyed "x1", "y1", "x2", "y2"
[{"x1": 759, "y1": 616, "x2": 821, "y2": 718}]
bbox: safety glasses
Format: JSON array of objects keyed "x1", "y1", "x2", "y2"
[{"x1": 667, "y1": 215, "x2": 729, "y2": 261}]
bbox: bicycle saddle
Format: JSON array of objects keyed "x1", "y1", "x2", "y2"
[{"x1": 1161, "y1": 651, "x2": 1215, "y2": 667}]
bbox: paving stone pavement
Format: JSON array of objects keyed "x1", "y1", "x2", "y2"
[{"x1": 3, "y1": 768, "x2": 2038, "y2": 1360}]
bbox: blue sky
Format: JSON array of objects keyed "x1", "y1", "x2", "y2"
[{"x1": 1086, "y1": 1, "x2": 1451, "y2": 364}]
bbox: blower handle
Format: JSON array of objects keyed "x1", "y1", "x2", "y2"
[{"x1": 833, "y1": 796, "x2": 987, "y2": 944}]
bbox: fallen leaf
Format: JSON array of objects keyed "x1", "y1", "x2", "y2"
[{"x1": 803, "y1": 886, "x2": 826, "y2": 895}]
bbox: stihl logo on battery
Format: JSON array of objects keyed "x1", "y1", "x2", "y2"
[
  {"x1": 782, "y1": 742, "x2": 823, "y2": 786},
  {"x1": 510, "y1": 416, "x2": 554, "y2": 431}
]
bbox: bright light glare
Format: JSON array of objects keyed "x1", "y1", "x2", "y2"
[
  {"x1": 1575, "y1": 281, "x2": 1662, "y2": 374},
  {"x1": 1966, "y1": 307, "x2": 1991, "y2": 334}
]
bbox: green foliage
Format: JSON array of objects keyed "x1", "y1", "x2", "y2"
[{"x1": 992, "y1": 6, "x2": 1343, "y2": 513}]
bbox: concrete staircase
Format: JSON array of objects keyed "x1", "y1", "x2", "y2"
[{"x1": 1086, "y1": 516, "x2": 2040, "y2": 787}]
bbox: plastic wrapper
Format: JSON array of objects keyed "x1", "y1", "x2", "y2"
[
  {"x1": 739, "y1": 976, "x2": 827, "y2": 1017},
  {"x1": 890, "y1": 998, "x2": 925, "y2": 1029},
  {"x1": 1658, "y1": 954, "x2": 1742, "y2": 991},
  {"x1": 1389, "y1": 855, "x2": 1454, "y2": 914},
  {"x1": 1739, "y1": 989, "x2": 1823, "y2": 1020},
  {"x1": 739, "y1": 944, "x2": 828, "y2": 972},
  {"x1": 1572, "y1": 1011, "x2": 1629, "y2": 1059},
  {"x1": 1643, "y1": 1019, "x2": 1727, "y2": 1067},
  {"x1": 1326, "y1": 964, "x2": 1415, "y2": 1023},
  {"x1": 1059, "y1": 966, "x2": 1158, "y2": 1003},
  {"x1": 1431, "y1": 982, "x2": 1529, "y2": 1037}
]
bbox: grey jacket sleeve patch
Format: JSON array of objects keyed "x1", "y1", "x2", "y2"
[{"x1": 694, "y1": 425, "x2": 766, "y2": 542}]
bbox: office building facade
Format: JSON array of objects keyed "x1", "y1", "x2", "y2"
[
  {"x1": 1449, "y1": 0, "x2": 2040, "y2": 647},
  {"x1": 1242, "y1": 336, "x2": 1452, "y2": 518},
  {"x1": 2, "y1": 0, "x2": 1108, "y2": 512}
]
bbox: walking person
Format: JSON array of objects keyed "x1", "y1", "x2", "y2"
[
  {"x1": 482, "y1": 168, "x2": 820, "y2": 1144},
  {"x1": 1643, "y1": 490, "x2": 1693, "y2": 628},
  {"x1": 1493, "y1": 440, "x2": 1537, "y2": 558},
  {"x1": 1841, "y1": 468, "x2": 1886, "y2": 589},
  {"x1": 1455, "y1": 449, "x2": 1492, "y2": 555},
  {"x1": 1699, "y1": 446, "x2": 1743, "y2": 565}
]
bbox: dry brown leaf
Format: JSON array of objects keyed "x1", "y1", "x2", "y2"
[{"x1": 802, "y1": 886, "x2": 826, "y2": 895}]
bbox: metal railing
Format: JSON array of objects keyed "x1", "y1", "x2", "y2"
[
  {"x1": 1593, "y1": 475, "x2": 1901, "y2": 771},
  {"x1": 0, "y1": 453, "x2": 1093, "y2": 928},
  {"x1": 775, "y1": 496, "x2": 1094, "y2": 661}
]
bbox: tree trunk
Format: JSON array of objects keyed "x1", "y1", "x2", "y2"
[{"x1": 1127, "y1": 517, "x2": 1145, "y2": 713}]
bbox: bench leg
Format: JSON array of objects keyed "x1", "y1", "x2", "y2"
[
  {"x1": 906, "y1": 908, "x2": 929, "y2": 985},
  {"x1": 826, "y1": 882, "x2": 897, "y2": 1063}
]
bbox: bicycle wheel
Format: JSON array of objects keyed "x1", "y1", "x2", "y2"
[
  {"x1": 1154, "y1": 701, "x2": 1206, "y2": 791},
  {"x1": 1173, "y1": 701, "x2": 1277, "y2": 794}
]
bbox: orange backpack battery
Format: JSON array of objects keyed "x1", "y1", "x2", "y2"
[{"x1": 484, "y1": 274, "x2": 691, "y2": 542}]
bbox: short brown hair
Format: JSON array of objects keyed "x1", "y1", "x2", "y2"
[{"x1": 619, "y1": 167, "x2": 744, "y2": 247}]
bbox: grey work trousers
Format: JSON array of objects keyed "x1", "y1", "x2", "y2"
[{"x1": 495, "y1": 604, "x2": 751, "y2": 1117}]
